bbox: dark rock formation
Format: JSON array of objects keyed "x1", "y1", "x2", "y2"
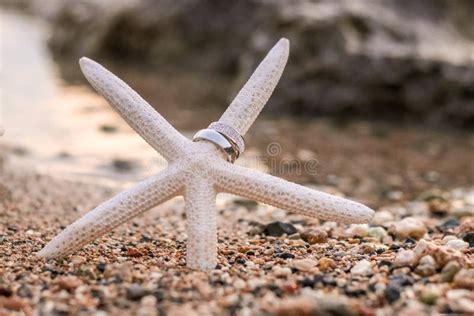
[{"x1": 12, "y1": 0, "x2": 474, "y2": 127}]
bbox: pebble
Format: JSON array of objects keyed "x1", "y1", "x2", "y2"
[
  {"x1": 345, "y1": 224, "x2": 369, "y2": 237},
  {"x1": 393, "y1": 217, "x2": 427, "y2": 239},
  {"x1": 291, "y1": 259, "x2": 317, "y2": 272},
  {"x1": 127, "y1": 247, "x2": 144, "y2": 257},
  {"x1": 367, "y1": 226, "x2": 387, "y2": 241},
  {"x1": 395, "y1": 250, "x2": 416, "y2": 267},
  {"x1": 415, "y1": 255, "x2": 436, "y2": 276},
  {"x1": 219, "y1": 293, "x2": 239, "y2": 308},
  {"x1": 263, "y1": 221, "x2": 297, "y2": 237},
  {"x1": 445, "y1": 239, "x2": 469, "y2": 250},
  {"x1": 301, "y1": 228, "x2": 327, "y2": 244},
  {"x1": 351, "y1": 259, "x2": 373, "y2": 276},
  {"x1": 437, "y1": 217, "x2": 459, "y2": 231},
  {"x1": 453, "y1": 269, "x2": 474, "y2": 290},
  {"x1": 384, "y1": 285, "x2": 401, "y2": 303},
  {"x1": 272, "y1": 266, "x2": 292, "y2": 277},
  {"x1": 0, "y1": 296, "x2": 28, "y2": 311},
  {"x1": 420, "y1": 285, "x2": 440, "y2": 305},
  {"x1": 56, "y1": 275, "x2": 83, "y2": 291},
  {"x1": 71, "y1": 255, "x2": 86, "y2": 266},
  {"x1": 318, "y1": 257, "x2": 336, "y2": 271},
  {"x1": 372, "y1": 210, "x2": 394, "y2": 225},
  {"x1": 442, "y1": 235, "x2": 457, "y2": 242},
  {"x1": 127, "y1": 284, "x2": 149, "y2": 301},
  {"x1": 440, "y1": 261, "x2": 461, "y2": 282},
  {"x1": 462, "y1": 232, "x2": 474, "y2": 247},
  {"x1": 446, "y1": 289, "x2": 474, "y2": 314}
]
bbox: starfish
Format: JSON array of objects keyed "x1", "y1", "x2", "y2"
[{"x1": 38, "y1": 38, "x2": 374, "y2": 270}]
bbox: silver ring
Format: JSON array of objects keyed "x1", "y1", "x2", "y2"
[
  {"x1": 208, "y1": 122, "x2": 245, "y2": 154},
  {"x1": 193, "y1": 129, "x2": 238, "y2": 163}
]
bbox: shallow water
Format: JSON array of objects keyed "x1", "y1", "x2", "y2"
[{"x1": 1, "y1": 9, "x2": 473, "y2": 205}]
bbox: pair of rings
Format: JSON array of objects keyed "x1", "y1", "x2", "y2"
[{"x1": 193, "y1": 122, "x2": 245, "y2": 163}]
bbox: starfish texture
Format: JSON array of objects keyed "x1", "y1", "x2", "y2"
[{"x1": 38, "y1": 38, "x2": 374, "y2": 270}]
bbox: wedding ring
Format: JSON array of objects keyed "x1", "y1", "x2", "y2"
[
  {"x1": 193, "y1": 129, "x2": 238, "y2": 163},
  {"x1": 208, "y1": 122, "x2": 245, "y2": 154}
]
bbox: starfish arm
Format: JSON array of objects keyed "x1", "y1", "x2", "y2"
[
  {"x1": 214, "y1": 163, "x2": 374, "y2": 224},
  {"x1": 184, "y1": 177, "x2": 218, "y2": 271},
  {"x1": 79, "y1": 57, "x2": 190, "y2": 161},
  {"x1": 218, "y1": 38, "x2": 289, "y2": 136},
  {"x1": 37, "y1": 166, "x2": 184, "y2": 259}
]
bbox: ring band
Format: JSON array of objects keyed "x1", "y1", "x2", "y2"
[
  {"x1": 193, "y1": 129, "x2": 238, "y2": 163},
  {"x1": 208, "y1": 122, "x2": 245, "y2": 154}
]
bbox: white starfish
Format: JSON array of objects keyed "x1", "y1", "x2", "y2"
[{"x1": 38, "y1": 38, "x2": 374, "y2": 270}]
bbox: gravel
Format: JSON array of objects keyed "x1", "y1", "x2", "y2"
[{"x1": 1, "y1": 151, "x2": 473, "y2": 315}]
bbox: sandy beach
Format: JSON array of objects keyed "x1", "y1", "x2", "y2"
[{"x1": 1, "y1": 141, "x2": 473, "y2": 315}]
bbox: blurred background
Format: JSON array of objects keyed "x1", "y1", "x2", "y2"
[{"x1": 0, "y1": 0, "x2": 473, "y2": 207}]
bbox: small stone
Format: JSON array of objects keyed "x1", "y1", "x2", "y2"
[
  {"x1": 0, "y1": 296, "x2": 28, "y2": 311},
  {"x1": 277, "y1": 252, "x2": 295, "y2": 259},
  {"x1": 71, "y1": 255, "x2": 86, "y2": 266},
  {"x1": 457, "y1": 218, "x2": 474, "y2": 235},
  {"x1": 395, "y1": 250, "x2": 416, "y2": 267},
  {"x1": 234, "y1": 278, "x2": 246, "y2": 289},
  {"x1": 127, "y1": 284, "x2": 149, "y2": 301},
  {"x1": 351, "y1": 259, "x2": 373, "y2": 276},
  {"x1": 0, "y1": 287, "x2": 13, "y2": 297},
  {"x1": 445, "y1": 239, "x2": 469, "y2": 250},
  {"x1": 127, "y1": 247, "x2": 144, "y2": 257},
  {"x1": 112, "y1": 159, "x2": 135, "y2": 172},
  {"x1": 301, "y1": 228, "x2": 327, "y2": 244},
  {"x1": 99, "y1": 124, "x2": 118, "y2": 133},
  {"x1": 372, "y1": 210, "x2": 394, "y2": 225},
  {"x1": 367, "y1": 227, "x2": 387, "y2": 241},
  {"x1": 437, "y1": 217, "x2": 459, "y2": 232},
  {"x1": 56, "y1": 275, "x2": 83, "y2": 291},
  {"x1": 443, "y1": 235, "x2": 457, "y2": 242},
  {"x1": 427, "y1": 196, "x2": 450, "y2": 215},
  {"x1": 140, "y1": 295, "x2": 157, "y2": 307},
  {"x1": 345, "y1": 224, "x2": 369, "y2": 238},
  {"x1": 219, "y1": 293, "x2": 239, "y2": 307},
  {"x1": 413, "y1": 239, "x2": 430, "y2": 257},
  {"x1": 462, "y1": 232, "x2": 474, "y2": 247},
  {"x1": 446, "y1": 289, "x2": 474, "y2": 314},
  {"x1": 415, "y1": 255, "x2": 436, "y2": 276},
  {"x1": 291, "y1": 259, "x2": 317, "y2": 272},
  {"x1": 96, "y1": 263, "x2": 107, "y2": 273},
  {"x1": 393, "y1": 217, "x2": 427, "y2": 240},
  {"x1": 453, "y1": 269, "x2": 474, "y2": 289},
  {"x1": 272, "y1": 266, "x2": 292, "y2": 277},
  {"x1": 318, "y1": 257, "x2": 336, "y2": 271},
  {"x1": 384, "y1": 285, "x2": 401, "y2": 303},
  {"x1": 263, "y1": 221, "x2": 297, "y2": 237},
  {"x1": 440, "y1": 261, "x2": 461, "y2": 282},
  {"x1": 420, "y1": 285, "x2": 440, "y2": 305}
]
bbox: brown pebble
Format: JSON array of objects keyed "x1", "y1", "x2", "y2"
[
  {"x1": 127, "y1": 247, "x2": 144, "y2": 257},
  {"x1": 301, "y1": 228, "x2": 328, "y2": 244},
  {"x1": 318, "y1": 257, "x2": 336, "y2": 271},
  {"x1": 55, "y1": 275, "x2": 83, "y2": 291},
  {"x1": 453, "y1": 269, "x2": 474, "y2": 290},
  {"x1": 0, "y1": 296, "x2": 28, "y2": 311}
]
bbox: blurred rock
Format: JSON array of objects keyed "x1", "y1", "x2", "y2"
[{"x1": 10, "y1": 0, "x2": 474, "y2": 128}]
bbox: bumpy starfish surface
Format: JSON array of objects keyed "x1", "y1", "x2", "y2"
[{"x1": 38, "y1": 38, "x2": 374, "y2": 270}]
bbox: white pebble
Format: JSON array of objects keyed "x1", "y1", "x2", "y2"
[
  {"x1": 394, "y1": 217, "x2": 426, "y2": 239},
  {"x1": 345, "y1": 224, "x2": 369, "y2": 238},
  {"x1": 291, "y1": 259, "x2": 317, "y2": 272},
  {"x1": 351, "y1": 259, "x2": 373, "y2": 275},
  {"x1": 445, "y1": 239, "x2": 469, "y2": 250},
  {"x1": 395, "y1": 249, "x2": 416, "y2": 267}
]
